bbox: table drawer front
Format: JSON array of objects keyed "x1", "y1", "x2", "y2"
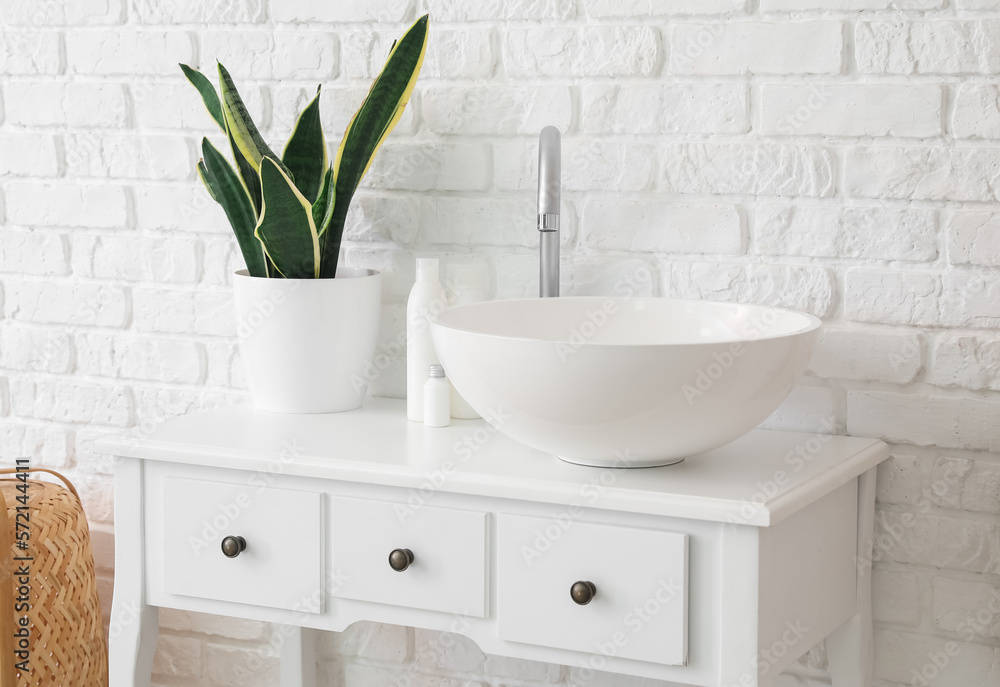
[
  {"x1": 162, "y1": 477, "x2": 323, "y2": 613},
  {"x1": 497, "y1": 514, "x2": 688, "y2": 666},
  {"x1": 330, "y1": 497, "x2": 489, "y2": 617}
]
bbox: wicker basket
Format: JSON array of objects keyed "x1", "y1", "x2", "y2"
[{"x1": 0, "y1": 467, "x2": 109, "y2": 687}]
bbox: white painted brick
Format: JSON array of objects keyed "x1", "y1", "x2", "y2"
[
  {"x1": 953, "y1": 85, "x2": 1000, "y2": 139},
  {"x1": 6, "y1": 182, "x2": 127, "y2": 228},
  {"x1": 134, "y1": 184, "x2": 228, "y2": 234},
  {"x1": 756, "y1": 205, "x2": 937, "y2": 261},
  {"x1": 0, "y1": 31, "x2": 61, "y2": 74},
  {"x1": 320, "y1": 621, "x2": 411, "y2": 662},
  {"x1": 339, "y1": 31, "x2": 397, "y2": 80},
  {"x1": 133, "y1": 82, "x2": 221, "y2": 131},
  {"x1": 958, "y1": 0, "x2": 1000, "y2": 7},
  {"x1": 0, "y1": 0, "x2": 124, "y2": 25},
  {"x1": 200, "y1": 31, "x2": 337, "y2": 80},
  {"x1": 422, "y1": 86, "x2": 572, "y2": 135},
  {"x1": 75, "y1": 474, "x2": 114, "y2": 522},
  {"x1": 876, "y1": 453, "x2": 927, "y2": 507},
  {"x1": 4, "y1": 82, "x2": 128, "y2": 127},
  {"x1": 66, "y1": 31, "x2": 193, "y2": 75},
  {"x1": 873, "y1": 510, "x2": 1000, "y2": 574},
  {"x1": 343, "y1": 196, "x2": 419, "y2": 246},
  {"x1": 4, "y1": 279, "x2": 127, "y2": 326},
  {"x1": 874, "y1": 630, "x2": 1000, "y2": 686},
  {"x1": 419, "y1": 198, "x2": 536, "y2": 248},
  {"x1": 133, "y1": 288, "x2": 234, "y2": 337},
  {"x1": 845, "y1": 270, "x2": 1000, "y2": 328},
  {"x1": 65, "y1": 134, "x2": 191, "y2": 181},
  {"x1": 425, "y1": 0, "x2": 573, "y2": 21},
  {"x1": 764, "y1": 0, "x2": 941, "y2": 8},
  {"x1": 10, "y1": 378, "x2": 131, "y2": 427},
  {"x1": 0, "y1": 134, "x2": 60, "y2": 177},
  {"x1": 415, "y1": 628, "x2": 486, "y2": 673},
  {"x1": 858, "y1": 21, "x2": 1000, "y2": 74},
  {"x1": 341, "y1": 248, "x2": 415, "y2": 303},
  {"x1": 588, "y1": 0, "x2": 745, "y2": 16},
  {"x1": 0, "y1": 231, "x2": 68, "y2": 275},
  {"x1": 76, "y1": 333, "x2": 203, "y2": 384},
  {"x1": 365, "y1": 143, "x2": 490, "y2": 192},
  {"x1": 930, "y1": 334, "x2": 1000, "y2": 391},
  {"x1": 204, "y1": 643, "x2": 279, "y2": 687},
  {"x1": 565, "y1": 140, "x2": 655, "y2": 192},
  {"x1": 133, "y1": 0, "x2": 264, "y2": 22},
  {"x1": 668, "y1": 262, "x2": 834, "y2": 316},
  {"x1": 848, "y1": 390, "x2": 1000, "y2": 453},
  {"x1": 71, "y1": 235, "x2": 201, "y2": 283},
  {"x1": 664, "y1": 144, "x2": 835, "y2": 198},
  {"x1": 202, "y1": 239, "x2": 241, "y2": 287},
  {"x1": 761, "y1": 84, "x2": 941, "y2": 137},
  {"x1": 564, "y1": 256, "x2": 657, "y2": 297},
  {"x1": 0, "y1": 324, "x2": 72, "y2": 374},
  {"x1": 808, "y1": 326, "x2": 923, "y2": 385},
  {"x1": 582, "y1": 201, "x2": 743, "y2": 255},
  {"x1": 484, "y1": 654, "x2": 564, "y2": 682},
  {"x1": 0, "y1": 424, "x2": 71, "y2": 468},
  {"x1": 932, "y1": 576, "x2": 1000, "y2": 638},
  {"x1": 925, "y1": 456, "x2": 972, "y2": 511},
  {"x1": 132, "y1": 388, "x2": 244, "y2": 427},
  {"x1": 760, "y1": 385, "x2": 838, "y2": 433},
  {"x1": 424, "y1": 28, "x2": 494, "y2": 79},
  {"x1": 204, "y1": 342, "x2": 238, "y2": 387},
  {"x1": 343, "y1": 664, "x2": 484, "y2": 687},
  {"x1": 73, "y1": 428, "x2": 116, "y2": 475},
  {"x1": 670, "y1": 22, "x2": 842, "y2": 75},
  {"x1": 582, "y1": 83, "x2": 748, "y2": 135},
  {"x1": 272, "y1": 0, "x2": 413, "y2": 22},
  {"x1": 846, "y1": 146, "x2": 1000, "y2": 202},
  {"x1": 872, "y1": 570, "x2": 921, "y2": 626},
  {"x1": 159, "y1": 609, "x2": 265, "y2": 640},
  {"x1": 152, "y1": 634, "x2": 202, "y2": 679},
  {"x1": 947, "y1": 211, "x2": 1000, "y2": 267},
  {"x1": 959, "y1": 460, "x2": 1000, "y2": 514},
  {"x1": 504, "y1": 26, "x2": 662, "y2": 78}
]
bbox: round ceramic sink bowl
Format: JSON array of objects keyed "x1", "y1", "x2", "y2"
[{"x1": 430, "y1": 297, "x2": 822, "y2": 468}]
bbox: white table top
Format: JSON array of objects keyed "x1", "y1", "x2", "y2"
[{"x1": 96, "y1": 397, "x2": 888, "y2": 527}]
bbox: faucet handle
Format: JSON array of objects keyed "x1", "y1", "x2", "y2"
[{"x1": 537, "y1": 126, "x2": 561, "y2": 221}]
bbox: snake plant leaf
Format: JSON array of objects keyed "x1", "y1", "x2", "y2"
[
  {"x1": 255, "y1": 157, "x2": 321, "y2": 279},
  {"x1": 196, "y1": 160, "x2": 217, "y2": 201},
  {"x1": 179, "y1": 63, "x2": 226, "y2": 131},
  {"x1": 313, "y1": 167, "x2": 335, "y2": 237},
  {"x1": 200, "y1": 138, "x2": 267, "y2": 278},
  {"x1": 320, "y1": 13, "x2": 428, "y2": 278},
  {"x1": 218, "y1": 62, "x2": 291, "y2": 178},
  {"x1": 282, "y1": 86, "x2": 328, "y2": 204},
  {"x1": 226, "y1": 118, "x2": 262, "y2": 216}
]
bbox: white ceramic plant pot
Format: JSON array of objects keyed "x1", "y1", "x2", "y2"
[{"x1": 233, "y1": 267, "x2": 381, "y2": 413}]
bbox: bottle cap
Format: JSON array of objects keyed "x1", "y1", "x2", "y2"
[
  {"x1": 416, "y1": 258, "x2": 439, "y2": 282},
  {"x1": 428, "y1": 364, "x2": 445, "y2": 378}
]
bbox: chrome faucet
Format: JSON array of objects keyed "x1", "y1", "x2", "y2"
[{"x1": 537, "y1": 126, "x2": 560, "y2": 297}]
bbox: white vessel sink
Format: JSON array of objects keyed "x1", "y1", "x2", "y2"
[{"x1": 430, "y1": 297, "x2": 822, "y2": 468}]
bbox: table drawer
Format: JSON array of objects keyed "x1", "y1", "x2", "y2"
[
  {"x1": 330, "y1": 497, "x2": 488, "y2": 617},
  {"x1": 497, "y1": 514, "x2": 688, "y2": 666},
  {"x1": 161, "y1": 477, "x2": 323, "y2": 613}
]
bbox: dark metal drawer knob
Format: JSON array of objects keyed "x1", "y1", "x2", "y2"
[
  {"x1": 388, "y1": 548, "x2": 414, "y2": 572},
  {"x1": 570, "y1": 580, "x2": 596, "y2": 605},
  {"x1": 221, "y1": 535, "x2": 246, "y2": 558}
]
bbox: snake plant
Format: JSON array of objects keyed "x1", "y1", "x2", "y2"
[{"x1": 182, "y1": 14, "x2": 428, "y2": 278}]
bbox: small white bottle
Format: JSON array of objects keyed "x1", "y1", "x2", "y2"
[
  {"x1": 407, "y1": 258, "x2": 447, "y2": 422},
  {"x1": 446, "y1": 262, "x2": 489, "y2": 419},
  {"x1": 423, "y1": 365, "x2": 451, "y2": 427}
]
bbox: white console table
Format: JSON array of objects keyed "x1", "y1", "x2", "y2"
[{"x1": 97, "y1": 398, "x2": 888, "y2": 687}]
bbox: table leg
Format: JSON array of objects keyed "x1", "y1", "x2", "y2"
[
  {"x1": 109, "y1": 457, "x2": 159, "y2": 687},
  {"x1": 828, "y1": 468, "x2": 877, "y2": 687},
  {"x1": 280, "y1": 626, "x2": 316, "y2": 687}
]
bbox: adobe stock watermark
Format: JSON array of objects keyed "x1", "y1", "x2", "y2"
[
  {"x1": 910, "y1": 587, "x2": 1000, "y2": 685},
  {"x1": 773, "y1": 85, "x2": 834, "y2": 135}
]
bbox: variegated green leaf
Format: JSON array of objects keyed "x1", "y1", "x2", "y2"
[
  {"x1": 200, "y1": 138, "x2": 267, "y2": 278},
  {"x1": 320, "y1": 14, "x2": 428, "y2": 278},
  {"x1": 255, "y1": 157, "x2": 320, "y2": 279},
  {"x1": 283, "y1": 86, "x2": 328, "y2": 204},
  {"x1": 180, "y1": 63, "x2": 226, "y2": 131},
  {"x1": 218, "y1": 62, "x2": 291, "y2": 177},
  {"x1": 226, "y1": 118, "x2": 262, "y2": 216}
]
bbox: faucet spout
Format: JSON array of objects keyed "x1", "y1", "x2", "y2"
[{"x1": 538, "y1": 126, "x2": 560, "y2": 297}]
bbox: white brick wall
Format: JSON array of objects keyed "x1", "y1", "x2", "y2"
[{"x1": 1, "y1": 1, "x2": 999, "y2": 686}]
